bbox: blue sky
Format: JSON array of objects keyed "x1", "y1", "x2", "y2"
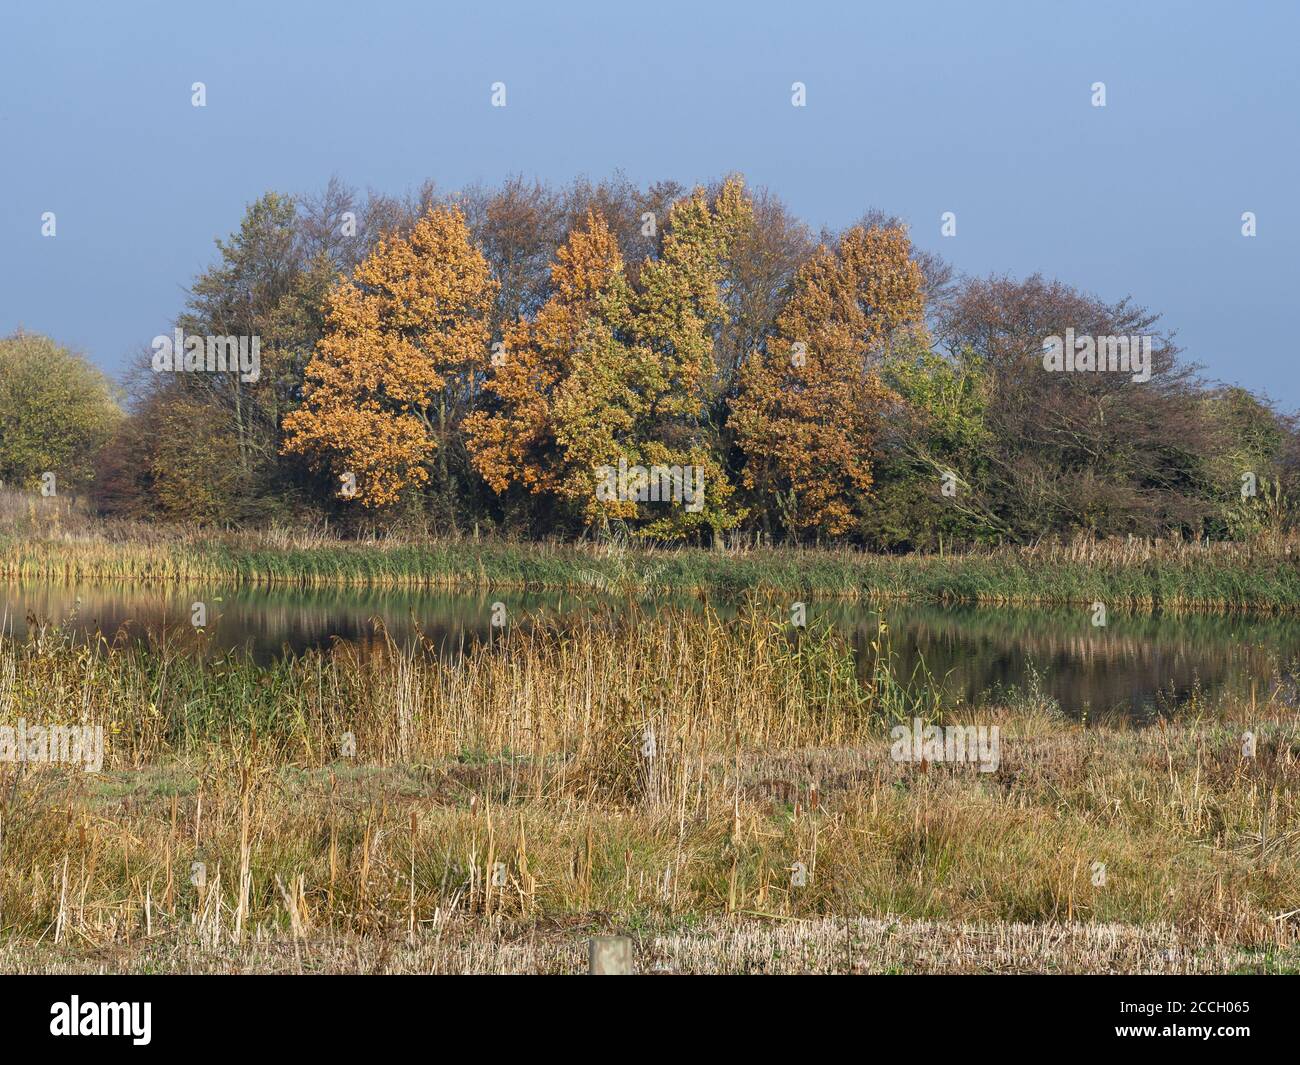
[{"x1": 3, "y1": 0, "x2": 1297, "y2": 405}]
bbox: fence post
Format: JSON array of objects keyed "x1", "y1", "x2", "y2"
[{"x1": 588, "y1": 936, "x2": 633, "y2": 975}]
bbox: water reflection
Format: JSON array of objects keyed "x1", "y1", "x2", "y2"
[{"x1": 3, "y1": 582, "x2": 1296, "y2": 716}]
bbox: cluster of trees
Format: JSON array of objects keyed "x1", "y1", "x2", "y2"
[{"x1": 5, "y1": 172, "x2": 1297, "y2": 547}]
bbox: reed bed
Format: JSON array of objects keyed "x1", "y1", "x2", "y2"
[
  {"x1": 4, "y1": 521, "x2": 1300, "y2": 611},
  {"x1": 3, "y1": 603, "x2": 891, "y2": 766},
  {"x1": 1, "y1": 607, "x2": 1298, "y2": 972}
]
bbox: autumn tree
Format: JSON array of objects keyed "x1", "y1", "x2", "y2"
[
  {"x1": 851, "y1": 208, "x2": 955, "y2": 316},
  {"x1": 470, "y1": 186, "x2": 760, "y2": 542},
  {"x1": 282, "y1": 206, "x2": 495, "y2": 509},
  {"x1": 78, "y1": 170, "x2": 1292, "y2": 545},
  {"x1": 563, "y1": 173, "x2": 684, "y2": 288},
  {"x1": 713, "y1": 184, "x2": 814, "y2": 398},
  {"x1": 603, "y1": 178, "x2": 753, "y2": 539},
  {"x1": 459, "y1": 176, "x2": 568, "y2": 342},
  {"x1": 466, "y1": 210, "x2": 650, "y2": 528},
  {"x1": 729, "y1": 224, "x2": 927, "y2": 539}
]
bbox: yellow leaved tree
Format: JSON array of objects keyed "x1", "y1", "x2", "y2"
[
  {"x1": 629, "y1": 177, "x2": 752, "y2": 539},
  {"x1": 282, "y1": 206, "x2": 496, "y2": 508},
  {"x1": 469, "y1": 186, "x2": 758, "y2": 540},
  {"x1": 465, "y1": 209, "x2": 652, "y2": 527}
]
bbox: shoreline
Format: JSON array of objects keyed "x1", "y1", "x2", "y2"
[{"x1": 4, "y1": 532, "x2": 1300, "y2": 614}]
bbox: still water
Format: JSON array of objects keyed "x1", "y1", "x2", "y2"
[{"x1": 3, "y1": 582, "x2": 1297, "y2": 716}]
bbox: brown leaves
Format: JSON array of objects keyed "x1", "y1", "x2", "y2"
[{"x1": 730, "y1": 224, "x2": 927, "y2": 537}]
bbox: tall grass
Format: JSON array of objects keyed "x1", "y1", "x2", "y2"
[
  {"x1": 1, "y1": 603, "x2": 890, "y2": 769},
  {"x1": 5, "y1": 511, "x2": 1300, "y2": 610},
  {"x1": 1, "y1": 607, "x2": 1297, "y2": 964}
]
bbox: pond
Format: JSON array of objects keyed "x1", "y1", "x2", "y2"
[{"x1": 3, "y1": 581, "x2": 1297, "y2": 717}]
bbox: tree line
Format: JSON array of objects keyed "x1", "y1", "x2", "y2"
[{"x1": 4, "y1": 172, "x2": 1297, "y2": 548}]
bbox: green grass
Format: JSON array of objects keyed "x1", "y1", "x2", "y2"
[{"x1": 5, "y1": 528, "x2": 1300, "y2": 611}]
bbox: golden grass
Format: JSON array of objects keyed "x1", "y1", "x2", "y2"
[{"x1": 1, "y1": 606, "x2": 1297, "y2": 973}]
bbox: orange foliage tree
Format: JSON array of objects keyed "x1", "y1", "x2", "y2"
[
  {"x1": 729, "y1": 224, "x2": 927, "y2": 537},
  {"x1": 469, "y1": 183, "x2": 756, "y2": 540},
  {"x1": 465, "y1": 210, "x2": 651, "y2": 526},
  {"x1": 281, "y1": 207, "x2": 495, "y2": 507}
]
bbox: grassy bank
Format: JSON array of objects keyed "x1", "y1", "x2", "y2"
[
  {"x1": 4, "y1": 521, "x2": 1300, "y2": 610},
  {"x1": 2, "y1": 607, "x2": 1298, "y2": 973}
]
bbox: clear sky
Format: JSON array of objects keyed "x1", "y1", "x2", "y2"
[{"x1": 3, "y1": 0, "x2": 1297, "y2": 406}]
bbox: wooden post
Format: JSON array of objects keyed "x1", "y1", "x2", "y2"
[{"x1": 588, "y1": 936, "x2": 633, "y2": 975}]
